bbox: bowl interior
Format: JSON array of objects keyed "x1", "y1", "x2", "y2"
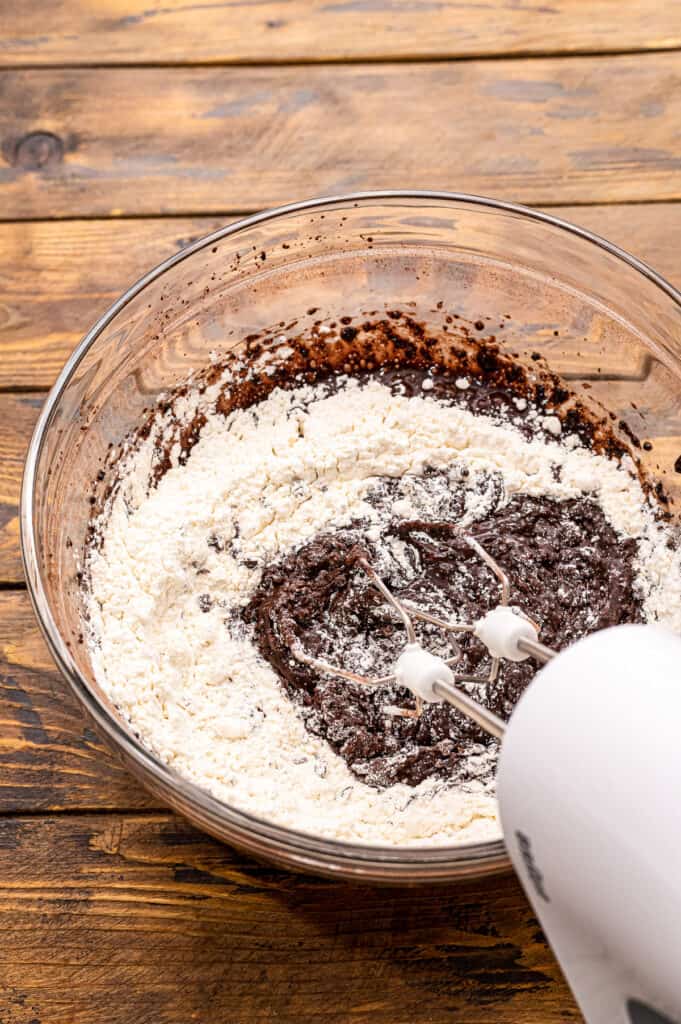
[{"x1": 23, "y1": 193, "x2": 681, "y2": 881}]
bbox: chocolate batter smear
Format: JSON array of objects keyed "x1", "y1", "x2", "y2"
[{"x1": 245, "y1": 475, "x2": 643, "y2": 790}]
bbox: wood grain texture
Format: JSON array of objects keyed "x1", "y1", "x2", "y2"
[
  {"x1": 0, "y1": 216, "x2": 228, "y2": 388},
  {"x1": 0, "y1": 13, "x2": 667, "y2": 1022},
  {"x1": 0, "y1": 812, "x2": 579, "y2": 1024},
  {"x1": 0, "y1": 394, "x2": 42, "y2": 583},
  {"x1": 0, "y1": 591, "x2": 157, "y2": 810},
  {"x1": 4, "y1": 55, "x2": 681, "y2": 218},
  {"x1": 1, "y1": 0, "x2": 680, "y2": 66},
  {"x1": 2, "y1": 203, "x2": 680, "y2": 391}
]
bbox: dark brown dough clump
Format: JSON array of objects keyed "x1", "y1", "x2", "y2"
[{"x1": 244, "y1": 479, "x2": 643, "y2": 789}]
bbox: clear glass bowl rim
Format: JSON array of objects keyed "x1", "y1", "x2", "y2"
[{"x1": 20, "y1": 189, "x2": 681, "y2": 874}]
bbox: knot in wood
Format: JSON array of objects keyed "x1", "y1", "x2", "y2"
[{"x1": 12, "y1": 131, "x2": 64, "y2": 170}]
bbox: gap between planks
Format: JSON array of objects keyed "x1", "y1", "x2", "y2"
[
  {"x1": 3, "y1": 44, "x2": 681, "y2": 72},
  {"x1": 3, "y1": 195, "x2": 681, "y2": 229}
]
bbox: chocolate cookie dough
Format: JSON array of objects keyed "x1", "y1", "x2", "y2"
[
  {"x1": 88, "y1": 312, "x2": 676, "y2": 846},
  {"x1": 246, "y1": 459, "x2": 642, "y2": 790}
]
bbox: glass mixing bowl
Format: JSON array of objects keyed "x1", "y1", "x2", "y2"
[{"x1": 21, "y1": 192, "x2": 681, "y2": 883}]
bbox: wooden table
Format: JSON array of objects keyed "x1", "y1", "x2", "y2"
[{"x1": 2, "y1": 3, "x2": 681, "y2": 1020}]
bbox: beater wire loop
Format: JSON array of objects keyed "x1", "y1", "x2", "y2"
[{"x1": 288, "y1": 528, "x2": 520, "y2": 720}]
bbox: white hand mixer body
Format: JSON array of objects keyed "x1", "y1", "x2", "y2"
[
  {"x1": 398, "y1": 609, "x2": 681, "y2": 1024},
  {"x1": 395, "y1": 606, "x2": 679, "y2": 1024},
  {"x1": 498, "y1": 622, "x2": 681, "y2": 1024},
  {"x1": 292, "y1": 531, "x2": 681, "y2": 1024}
]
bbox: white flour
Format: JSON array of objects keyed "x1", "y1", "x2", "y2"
[{"x1": 86, "y1": 375, "x2": 681, "y2": 845}]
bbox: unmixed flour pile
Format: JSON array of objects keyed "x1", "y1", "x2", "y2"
[{"x1": 85, "y1": 362, "x2": 681, "y2": 846}]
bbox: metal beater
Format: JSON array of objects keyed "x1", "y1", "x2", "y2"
[{"x1": 291, "y1": 528, "x2": 556, "y2": 738}]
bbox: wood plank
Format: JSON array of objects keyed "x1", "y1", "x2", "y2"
[
  {"x1": 0, "y1": 203, "x2": 679, "y2": 582},
  {"x1": 554, "y1": 201, "x2": 681, "y2": 273},
  {"x1": 0, "y1": 217, "x2": 228, "y2": 388},
  {"x1": 0, "y1": 394, "x2": 40, "y2": 583},
  {"x1": 0, "y1": 590, "x2": 157, "y2": 810},
  {"x1": 0, "y1": 393, "x2": 43, "y2": 583},
  {"x1": 1, "y1": 0, "x2": 680, "y2": 66},
  {"x1": 2, "y1": 203, "x2": 680, "y2": 392},
  {"x1": 0, "y1": 812, "x2": 578, "y2": 1024},
  {"x1": 3, "y1": 56, "x2": 681, "y2": 218}
]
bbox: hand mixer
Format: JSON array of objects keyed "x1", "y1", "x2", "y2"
[{"x1": 294, "y1": 530, "x2": 681, "y2": 1024}]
